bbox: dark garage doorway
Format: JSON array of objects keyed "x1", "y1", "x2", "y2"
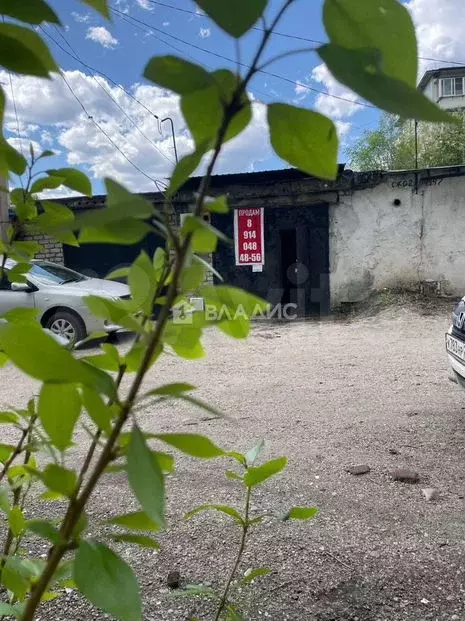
[
  {"x1": 280, "y1": 228, "x2": 297, "y2": 306},
  {"x1": 212, "y1": 203, "x2": 330, "y2": 318}
]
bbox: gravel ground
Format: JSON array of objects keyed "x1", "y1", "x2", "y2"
[{"x1": 0, "y1": 303, "x2": 464, "y2": 621}]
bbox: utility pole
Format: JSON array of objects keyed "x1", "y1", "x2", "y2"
[{"x1": 414, "y1": 120, "x2": 419, "y2": 170}]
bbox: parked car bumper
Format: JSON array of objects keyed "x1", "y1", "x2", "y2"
[{"x1": 445, "y1": 327, "x2": 465, "y2": 380}]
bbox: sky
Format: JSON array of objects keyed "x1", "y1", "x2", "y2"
[{"x1": 3, "y1": 0, "x2": 465, "y2": 197}]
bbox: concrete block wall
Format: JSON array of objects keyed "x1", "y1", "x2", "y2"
[{"x1": 21, "y1": 231, "x2": 64, "y2": 264}]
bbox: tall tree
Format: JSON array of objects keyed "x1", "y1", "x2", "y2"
[{"x1": 348, "y1": 112, "x2": 465, "y2": 171}]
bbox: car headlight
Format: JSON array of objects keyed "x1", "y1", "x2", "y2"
[{"x1": 452, "y1": 299, "x2": 465, "y2": 330}]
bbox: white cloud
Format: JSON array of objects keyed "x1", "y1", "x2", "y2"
[
  {"x1": 335, "y1": 121, "x2": 352, "y2": 140},
  {"x1": 406, "y1": 0, "x2": 465, "y2": 77},
  {"x1": 39, "y1": 186, "x2": 81, "y2": 200},
  {"x1": 310, "y1": 64, "x2": 360, "y2": 119},
  {"x1": 199, "y1": 28, "x2": 211, "y2": 39},
  {"x1": 7, "y1": 137, "x2": 42, "y2": 158},
  {"x1": 162, "y1": 21, "x2": 170, "y2": 27},
  {"x1": 86, "y1": 26, "x2": 119, "y2": 49},
  {"x1": 71, "y1": 12, "x2": 90, "y2": 23},
  {"x1": 295, "y1": 81, "x2": 309, "y2": 96},
  {"x1": 135, "y1": 0, "x2": 153, "y2": 8},
  {"x1": 0, "y1": 70, "x2": 271, "y2": 192}
]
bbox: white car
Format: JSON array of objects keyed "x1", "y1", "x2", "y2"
[
  {"x1": 0, "y1": 259, "x2": 130, "y2": 345},
  {"x1": 446, "y1": 296, "x2": 465, "y2": 386}
]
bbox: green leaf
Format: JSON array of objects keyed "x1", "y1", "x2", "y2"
[
  {"x1": 195, "y1": 0, "x2": 268, "y2": 37},
  {"x1": 150, "y1": 383, "x2": 196, "y2": 396},
  {"x1": 0, "y1": 140, "x2": 27, "y2": 177},
  {"x1": 46, "y1": 167, "x2": 91, "y2": 196},
  {"x1": 110, "y1": 534, "x2": 160, "y2": 549},
  {"x1": 180, "y1": 262, "x2": 205, "y2": 293},
  {"x1": 148, "y1": 385, "x2": 223, "y2": 418},
  {"x1": 217, "y1": 315, "x2": 249, "y2": 339},
  {"x1": 0, "y1": 411, "x2": 20, "y2": 424},
  {"x1": 1, "y1": 558, "x2": 29, "y2": 600},
  {"x1": 106, "y1": 266, "x2": 129, "y2": 280},
  {"x1": 38, "y1": 149, "x2": 55, "y2": 159},
  {"x1": 8, "y1": 506, "x2": 25, "y2": 537},
  {"x1": 105, "y1": 178, "x2": 154, "y2": 217},
  {"x1": 241, "y1": 567, "x2": 271, "y2": 584},
  {"x1": 10, "y1": 188, "x2": 36, "y2": 221},
  {"x1": 30, "y1": 175, "x2": 65, "y2": 194},
  {"x1": 243, "y1": 457, "x2": 287, "y2": 487},
  {"x1": 128, "y1": 251, "x2": 157, "y2": 315},
  {"x1": 9, "y1": 240, "x2": 41, "y2": 260},
  {"x1": 205, "y1": 195, "x2": 229, "y2": 214},
  {"x1": 245, "y1": 440, "x2": 265, "y2": 467},
  {"x1": 79, "y1": 220, "x2": 152, "y2": 245},
  {"x1": 84, "y1": 296, "x2": 142, "y2": 333},
  {"x1": 0, "y1": 603, "x2": 18, "y2": 618},
  {"x1": 175, "y1": 584, "x2": 216, "y2": 599},
  {"x1": 144, "y1": 56, "x2": 213, "y2": 94},
  {"x1": 41, "y1": 464, "x2": 77, "y2": 497},
  {"x1": 181, "y1": 215, "x2": 228, "y2": 253},
  {"x1": 167, "y1": 144, "x2": 208, "y2": 197},
  {"x1": 318, "y1": 45, "x2": 451, "y2": 122},
  {"x1": 163, "y1": 321, "x2": 205, "y2": 360},
  {"x1": 154, "y1": 433, "x2": 225, "y2": 459},
  {"x1": 283, "y1": 507, "x2": 319, "y2": 521},
  {"x1": 323, "y1": 0, "x2": 417, "y2": 86},
  {"x1": 0, "y1": 0, "x2": 60, "y2": 24},
  {"x1": 6, "y1": 263, "x2": 30, "y2": 284},
  {"x1": 127, "y1": 426, "x2": 165, "y2": 528},
  {"x1": 74, "y1": 541, "x2": 141, "y2": 621},
  {"x1": 39, "y1": 383, "x2": 81, "y2": 451},
  {"x1": 0, "y1": 444, "x2": 15, "y2": 462},
  {"x1": 26, "y1": 519, "x2": 62, "y2": 544},
  {"x1": 2, "y1": 308, "x2": 40, "y2": 325},
  {"x1": 226, "y1": 470, "x2": 243, "y2": 481},
  {"x1": 81, "y1": 0, "x2": 110, "y2": 19},
  {"x1": 107, "y1": 511, "x2": 160, "y2": 532},
  {"x1": 152, "y1": 451, "x2": 175, "y2": 474},
  {"x1": 268, "y1": 104, "x2": 338, "y2": 180},
  {"x1": 0, "y1": 323, "x2": 115, "y2": 395},
  {"x1": 181, "y1": 85, "x2": 222, "y2": 148},
  {"x1": 200, "y1": 286, "x2": 268, "y2": 317},
  {"x1": 185, "y1": 504, "x2": 244, "y2": 526},
  {"x1": 81, "y1": 387, "x2": 112, "y2": 434},
  {"x1": 211, "y1": 69, "x2": 252, "y2": 142},
  {"x1": 0, "y1": 485, "x2": 11, "y2": 514},
  {"x1": 193, "y1": 254, "x2": 223, "y2": 282},
  {"x1": 0, "y1": 23, "x2": 58, "y2": 77}
]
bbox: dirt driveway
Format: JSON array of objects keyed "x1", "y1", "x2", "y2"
[{"x1": 0, "y1": 305, "x2": 464, "y2": 620}]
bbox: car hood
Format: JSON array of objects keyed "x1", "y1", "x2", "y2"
[{"x1": 57, "y1": 278, "x2": 130, "y2": 298}]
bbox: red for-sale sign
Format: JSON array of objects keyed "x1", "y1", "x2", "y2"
[{"x1": 234, "y1": 208, "x2": 264, "y2": 266}]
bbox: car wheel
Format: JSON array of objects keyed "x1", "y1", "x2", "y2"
[{"x1": 46, "y1": 311, "x2": 86, "y2": 346}]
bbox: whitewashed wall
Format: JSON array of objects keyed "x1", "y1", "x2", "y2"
[{"x1": 329, "y1": 170, "x2": 465, "y2": 306}]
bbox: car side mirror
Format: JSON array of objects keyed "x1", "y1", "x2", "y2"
[{"x1": 11, "y1": 282, "x2": 33, "y2": 292}]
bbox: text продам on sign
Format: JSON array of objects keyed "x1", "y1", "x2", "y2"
[{"x1": 234, "y1": 208, "x2": 264, "y2": 267}]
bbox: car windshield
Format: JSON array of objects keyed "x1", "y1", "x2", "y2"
[{"x1": 29, "y1": 262, "x2": 87, "y2": 285}]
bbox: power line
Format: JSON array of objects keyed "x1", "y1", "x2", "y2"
[
  {"x1": 41, "y1": 26, "x2": 174, "y2": 166},
  {"x1": 138, "y1": 0, "x2": 465, "y2": 69},
  {"x1": 52, "y1": 60, "x2": 167, "y2": 192},
  {"x1": 113, "y1": 7, "x2": 375, "y2": 110}
]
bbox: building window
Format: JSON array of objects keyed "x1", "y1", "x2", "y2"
[{"x1": 441, "y1": 76, "x2": 464, "y2": 97}]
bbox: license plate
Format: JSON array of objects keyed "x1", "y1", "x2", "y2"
[{"x1": 446, "y1": 334, "x2": 465, "y2": 361}]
